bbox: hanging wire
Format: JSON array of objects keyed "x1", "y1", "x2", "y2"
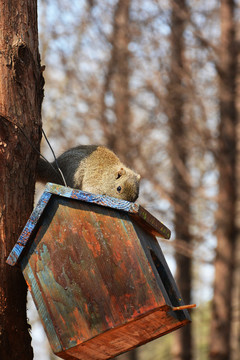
[
  {"x1": 41, "y1": 128, "x2": 67, "y2": 187},
  {"x1": 0, "y1": 114, "x2": 68, "y2": 187}
]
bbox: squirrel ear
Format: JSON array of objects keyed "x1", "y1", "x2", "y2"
[{"x1": 115, "y1": 168, "x2": 126, "y2": 179}]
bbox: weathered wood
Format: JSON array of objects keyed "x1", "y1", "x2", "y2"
[{"x1": 7, "y1": 184, "x2": 190, "y2": 360}]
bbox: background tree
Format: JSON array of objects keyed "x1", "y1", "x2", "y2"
[
  {"x1": 0, "y1": 1, "x2": 44, "y2": 359},
  {"x1": 210, "y1": 0, "x2": 238, "y2": 358},
  {"x1": 231, "y1": 5, "x2": 240, "y2": 356},
  {"x1": 167, "y1": 1, "x2": 193, "y2": 359},
  {"x1": 99, "y1": 0, "x2": 137, "y2": 167}
]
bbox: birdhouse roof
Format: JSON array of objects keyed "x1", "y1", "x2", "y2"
[{"x1": 6, "y1": 183, "x2": 171, "y2": 267}]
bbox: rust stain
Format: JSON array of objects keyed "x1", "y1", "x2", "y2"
[{"x1": 25, "y1": 279, "x2": 32, "y2": 292}]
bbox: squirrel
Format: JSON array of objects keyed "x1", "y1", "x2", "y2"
[{"x1": 36, "y1": 145, "x2": 140, "y2": 202}]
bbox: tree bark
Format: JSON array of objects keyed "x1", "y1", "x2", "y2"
[
  {"x1": 100, "y1": 0, "x2": 133, "y2": 167},
  {"x1": 168, "y1": 2, "x2": 193, "y2": 360},
  {"x1": 0, "y1": 1, "x2": 44, "y2": 359},
  {"x1": 111, "y1": 0, "x2": 132, "y2": 162},
  {"x1": 230, "y1": 24, "x2": 240, "y2": 359},
  {"x1": 210, "y1": 1, "x2": 237, "y2": 359}
]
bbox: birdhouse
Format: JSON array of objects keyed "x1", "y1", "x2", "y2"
[{"x1": 7, "y1": 183, "x2": 191, "y2": 360}]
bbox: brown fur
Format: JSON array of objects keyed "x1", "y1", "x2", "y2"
[{"x1": 36, "y1": 145, "x2": 140, "y2": 202}]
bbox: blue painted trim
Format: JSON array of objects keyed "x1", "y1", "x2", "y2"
[
  {"x1": 6, "y1": 191, "x2": 52, "y2": 266},
  {"x1": 45, "y1": 183, "x2": 139, "y2": 213}
]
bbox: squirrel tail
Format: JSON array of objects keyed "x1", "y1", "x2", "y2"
[{"x1": 36, "y1": 158, "x2": 64, "y2": 185}]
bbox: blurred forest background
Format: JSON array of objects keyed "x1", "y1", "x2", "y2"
[{"x1": 31, "y1": 0, "x2": 240, "y2": 359}]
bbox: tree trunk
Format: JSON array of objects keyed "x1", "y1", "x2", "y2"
[
  {"x1": 100, "y1": 0, "x2": 133, "y2": 167},
  {"x1": 168, "y1": 1, "x2": 193, "y2": 360},
  {"x1": 111, "y1": 0, "x2": 132, "y2": 163},
  {"x1": 0, "y1": 1, "x2": 44, "y2": 359},
  {"x1": 210, "y1": 1, "x2": 237, "y2": 359},
  {"x1": 230, "y1": 24, "x2": 240, "y2": 359}
]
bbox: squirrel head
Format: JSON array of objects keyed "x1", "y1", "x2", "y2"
[
  {"x1": 73, "y1": 146, "x2": 141, "y2": 202},
  {"x1": 113, "y1": 167, "x2": 140, "y2": 202},
  {"x1": 81, "y1": 165, "x2": 140, "y2": 202}
]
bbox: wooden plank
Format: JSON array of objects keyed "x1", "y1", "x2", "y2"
[
  {"x1": 57, "y1": 308, "x2": 189, "y2": 360},
  {"x1": 6, "y1": 191, "x2": 52, "y2": 266},
  {"x1": 45, "y1": 182, "x2": 139, "y2": 213},
  {"x1": 130, "y1": 205, "x2": 171, "y2": 239},
  {"x1": 132, "y1": 221, "x2": 191, "y2": 322},
  {"x1": 22, "y1": 262, "x2": 63, "y2": 353}
]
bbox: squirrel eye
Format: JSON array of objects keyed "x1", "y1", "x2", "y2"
[{"x1": 117, "y1": 186, "x2": 122, "y2": 193}]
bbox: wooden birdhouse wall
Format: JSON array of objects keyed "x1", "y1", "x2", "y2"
[{"x1": 7, "y1": 184, "x2": 191, "y2": 360}]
